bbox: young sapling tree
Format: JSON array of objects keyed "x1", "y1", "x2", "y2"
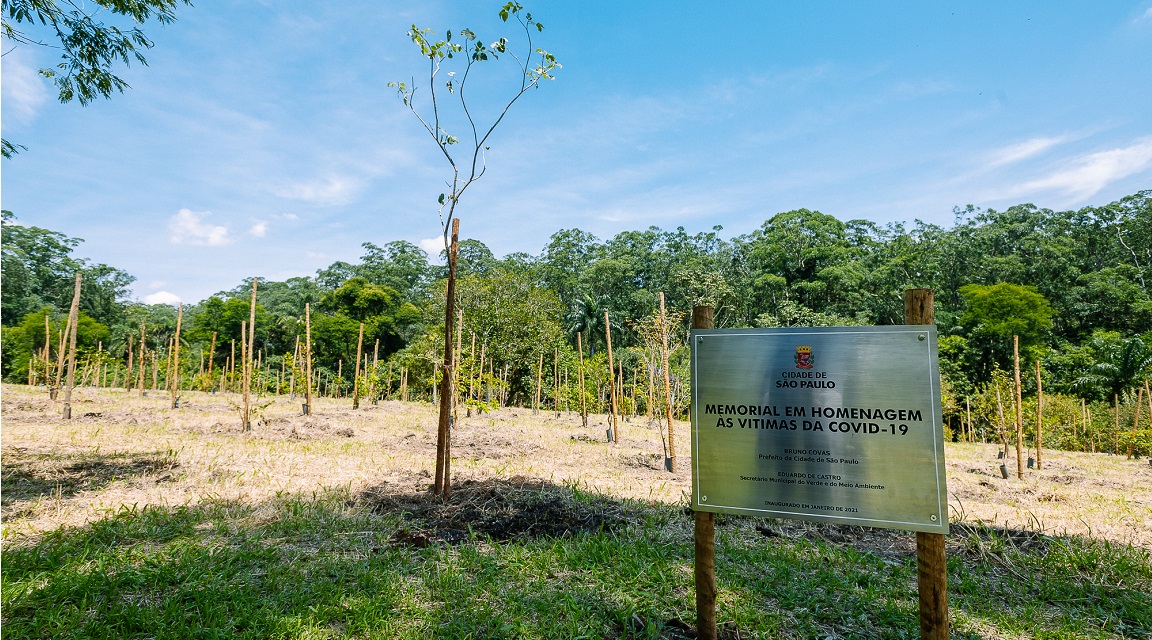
[{"x1": 389, "y1": 2, "x2": 560, "y2": 497}]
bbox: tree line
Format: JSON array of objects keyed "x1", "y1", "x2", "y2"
[{"x1": 2, "y1": 190, "x2": 1150, "y2": 454}]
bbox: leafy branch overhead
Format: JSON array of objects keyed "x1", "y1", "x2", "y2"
[
  {"x1": 387, "y1": 2, "x2": 560, "y2": 246},
  {"x1": 1, "y1": 0, "x2": 192, "y2": 157}
]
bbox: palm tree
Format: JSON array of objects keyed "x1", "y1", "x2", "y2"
[
  {"x1": 563, "y1": 293, "x2": 615, "y2": 356},
  {"x1": 1076, "y1": 334, "x2": 1152, "y2": 401}
]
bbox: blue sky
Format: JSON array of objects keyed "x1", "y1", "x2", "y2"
[{"x1": 4, "y1": 1, "x2": 1152, "y2": 305}]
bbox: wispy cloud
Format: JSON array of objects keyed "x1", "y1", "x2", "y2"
[
  {"x1": 168, "y1": 209, "x2": 233, "y2": 246},
  {"x1": 275, "y1": 175, "x2": 363, "y2": 206},
  {"x1": 986, "y1": 135, "x2": 1076, "y2": 167},
  {"x1": 1, "y1": 51, "x2": 49, "y2": 124},
  {"x1": 249, "y1": 221, "x2": 269, "y2": 237},
  {"x1": 996, "y1": 137, "x2": 1152, "y2": 202}
]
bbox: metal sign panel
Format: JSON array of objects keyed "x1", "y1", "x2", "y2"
[{"x1": 690, "y1": 326, "x2": 947, "y2": 534}]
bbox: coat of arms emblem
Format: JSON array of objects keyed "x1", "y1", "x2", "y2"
[{"x1": 795, "y1": 345, "x2": 814, "y2": 369}]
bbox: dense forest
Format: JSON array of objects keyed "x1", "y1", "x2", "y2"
[{"x1": 3, "y1": 191, "x2": 1151, "y2": 453}]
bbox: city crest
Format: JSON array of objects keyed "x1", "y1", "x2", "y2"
[{"x1": 794, "y1": 345, "x2": 814, "y2": 369}]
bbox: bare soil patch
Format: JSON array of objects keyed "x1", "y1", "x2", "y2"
[{"x1": 2, "y1": 383, "x2": 1150, "y2": 549}]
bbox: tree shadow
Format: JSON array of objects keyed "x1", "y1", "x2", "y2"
[{"x1": 1, "y1": 446, "x2": 179, "y2": 515}]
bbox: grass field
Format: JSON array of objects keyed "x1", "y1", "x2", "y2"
[{"x1": 2, "y1": 383, "x2": 1150, "y2": 639}]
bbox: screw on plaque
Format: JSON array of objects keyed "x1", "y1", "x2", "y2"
[
  {"x1": 701, "y1": 495, "x2": 708, "y2": 502},
  {"x1": 930, "y1": 514, "x2": 938, "y2": 522},
  {"x1": 918, "y1": 333, "x2": 927, "y2": 341}
]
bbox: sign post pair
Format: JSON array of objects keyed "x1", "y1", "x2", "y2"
[{"x1": 690, "y1": 290, "x2": 949, "y2": 639}]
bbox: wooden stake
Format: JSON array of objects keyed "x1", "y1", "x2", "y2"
[
  {"x1": 691, "y1": 305, "x2": 716, "y2": 640},
  {"x1": 605, "y1": 311, "x2": 619, "y2": 443},
  {"x1": 535, "y1": 352, "x2": 544, "y2": 415},
  {"x1": 62, "y1": 273, "x2": 82, "y2": 418},
  {"x1": 1013, "y1": 335, "x2": 1024, "y2": 479},
  {"x1": 659, "y1": 292, "x2": 676, "y2": 471},
  {"x1": 125, "y1": 333, "x2": 135, "y2": 392},
  {"x1": 577, "y1": 332, "x2": 588, "y2": 428},
  {"x1": 1035, "y1": 359, "x2": 1043, "y2": 469},
  {"x1": 353, "y1": 322, "x2": 364, "y2": 409},
  {"x1": 170, "y1": 304, "x2": 183, "y2": 409},
  {"x1": 304, "y1": 303, "x2": 313, "y2": 415},
  {"x1": 1131, "y1": 385, "x2": 1143, "y2": 459},
  {"x1": 905, "y1": 288, "x2": 949, "y2": 640},
  {"x1": 244, "y1": 278, "x2": 257, "y2": 430},
  {"x1": 137, "y1": 322, "x2": 147, "y2": 395}
]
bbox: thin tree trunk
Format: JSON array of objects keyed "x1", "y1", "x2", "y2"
[{"x1": 434, "y1": 217, "x2": 460, "y2": 498}]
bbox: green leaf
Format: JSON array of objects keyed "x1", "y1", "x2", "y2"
[{"x1": 438, "y1": 194, "x2": 446, "y2": 205}]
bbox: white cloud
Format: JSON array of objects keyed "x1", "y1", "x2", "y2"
[
  {"x1": 143, "y1": 291, "x2": 182, "y2": 305},
  {"x1": 275, "y1": 175, "x2": 362, "y2": 206},
  {"x1": 419, "y1": 237, "x2": 445, "y2": 256},
  {"x1": 997, "y1": 137, "x2": 1152, "y2": 202},
  {"x1": 1, "y1": 50, "x2": 49, "y2": 124},
  {"x1": 249, "y1": 221, "x2": 268, "y2": 237},
  {"x1": 281, "y1": 213, "x2": 299, "y2": 221},
  {"x1": 986, "y1": 135, "x2": 1075, "y2": 168},
  {"x1": 168, "y1": 209, "x2": 233, "y2": 246}
]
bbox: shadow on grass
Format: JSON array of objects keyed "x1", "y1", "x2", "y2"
[
  {"x1": 1, "y1": 447, "x2": 179, "y2": 515},
  {"x1": 1, "y1": 475, "x2": 1149, "y2": 639}
]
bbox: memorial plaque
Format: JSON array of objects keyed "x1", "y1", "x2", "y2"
[{"x1": 691, "y1": 326, "x2": 947, "y2": 534}]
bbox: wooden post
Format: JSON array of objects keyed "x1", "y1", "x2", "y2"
[
  {"x1": 1035, "y1": 360, "x2": 1043, "y2": 469},
  {"x1": 62, "y1": 273, "x2": 82, "y2": 419},
  {"x1": 605, "y1": 311, "x2": 619, "y2": 443},
  {"x1": 904, "y1": 288, "x2": 949, "y2": 640},
  {"x1": 125, "y1": 333, "x2": 134, "y2": 392},
  {"x1": 353, "y1": 322, "x2": 364, "y2": 409},
  {"x1": 170, "y1": 304, "x2": 183, "y2": 409},
  {"x1": 691, "y1": 305, "x2": 716, "y2": 640},
  {"x1": 435, "y1": 217, "x2": 460, "y2": 498}
]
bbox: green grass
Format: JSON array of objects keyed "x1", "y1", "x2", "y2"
[{"x1": 3, "y1": 486, "x2": 1149, "y2": 639}]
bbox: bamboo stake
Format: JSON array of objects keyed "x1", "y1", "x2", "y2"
[
  {"x1": 1130, "y1": 385, "x2": 1143, "y2": 459},
  {"x1": 1013, "y1": 335, "x2": 1024, "y2": 479},
  {"x1": 304, "y1": 304, "x2": 313, "y2": 415},
  {"x1": 353, "y1": 322, "x2": 364, "y2": 409},
  {"x1": 554, "y1": 348, "x2": 560, "y2": 413},
  {"x1": 137, "y1": 322, "x2": 147, "y2": 395},
  {"x1": 434, "y1": 217, "x2": 460, "y2": 498},
  {"x1": 605, "y1": 311, "x2": 619, "y2": 443},
  {"x1": 171, "y1": 304, "x2": 183, "y2": 409},
  {"x1": 577, "y1": 332, "x2": 588, "y2": 428},
  {"x1": 1114, "y1": 394, "x2": 1120, "y2": 454},
  {"x1": 535, "y1": 352, "x2": 544, "y2": 415},
  {"x1": 125, "y1": 333, "x2": 134, "y2": 392},
  {"x1": 659, "y1": 292, "x2": 676, "y2": 471},
  {"x1": 208, "y1": 331, "x2": 217, "y2": 380},
  {"x1": 1035, "y1": 359, "x2": 1043, "y2": 469},
  {"x1": 62, "y1": 273, "x2": 82, "y2": 418}
]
